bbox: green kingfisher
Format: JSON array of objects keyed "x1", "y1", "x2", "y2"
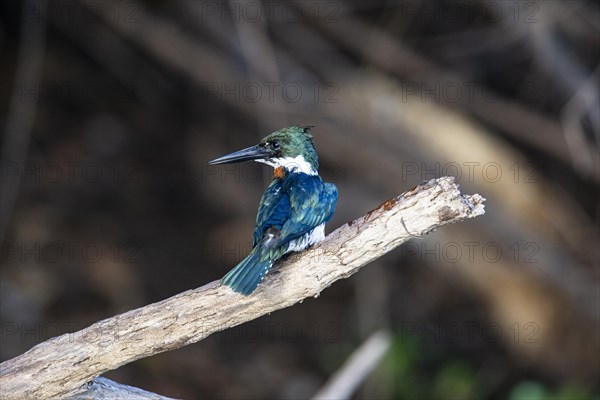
[{"x1": 209, "y1": 126, "x2": 338, "y2": 295}]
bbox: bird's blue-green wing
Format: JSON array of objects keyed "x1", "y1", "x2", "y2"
[
  {"x1": 277, "y1": 175, "x2": 337, "y2": 245},
  {"x1": 253, "y1": 178, "x2": 290, "y2": 247},
  {"x1": 225, "y1": 178, "x2": 291, "y2": 295},
  {"x1": 252, "y1": 174, "x2": 337, "y2": 255}
]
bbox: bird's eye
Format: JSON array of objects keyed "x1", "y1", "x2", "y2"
[{"x1": 271, "y1": 141, "x2": 280, "y2": 150}]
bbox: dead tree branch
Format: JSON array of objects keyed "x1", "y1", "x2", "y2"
[
  {"x1": 65, "y1": 377, "x2": 176, "y2": 400},
  {"x1": 0, "y1": 177, "x2": 485, "y2": 399}
]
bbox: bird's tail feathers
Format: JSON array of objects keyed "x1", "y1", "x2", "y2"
[{"x1": 221, "y1": 248, "x2": 272, "y2": 295}]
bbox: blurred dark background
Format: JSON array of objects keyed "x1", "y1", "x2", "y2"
[{"x1": 1, "y1": 1, "x2": 598, "y2": 399}]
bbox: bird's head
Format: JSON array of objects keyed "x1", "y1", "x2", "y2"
[{"x1": 209, "y1": 126, "x2": 319, "y2": 175}]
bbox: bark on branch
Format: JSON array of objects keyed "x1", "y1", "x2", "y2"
[{"x1": 0, "y1": 177, "x2": 485, "y2": 399}]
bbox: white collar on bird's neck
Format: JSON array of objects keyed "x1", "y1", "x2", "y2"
[{"x1": 257, "y1": 155, "x2": 318, "y2": 176}]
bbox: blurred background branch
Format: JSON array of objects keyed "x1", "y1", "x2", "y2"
[
  {"x1": 313, "y1": 330, "x2": 392, "y2": 400},
  {"x1": 0, "y1": 0, "x2": 46, "y2": 243}
]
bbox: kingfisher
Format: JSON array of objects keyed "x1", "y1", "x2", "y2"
[{"x1": 209, "y1": 126, "x2": 338, "y2": 295}]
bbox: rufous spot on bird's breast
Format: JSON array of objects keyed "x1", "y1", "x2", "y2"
[{"x1": 273, "y1": 167, "x2": 285, "y2": 179}]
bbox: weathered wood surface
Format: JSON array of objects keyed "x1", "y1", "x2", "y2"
[{"x1": 0, "y1": 177, "x2": 485, "y2": 399}]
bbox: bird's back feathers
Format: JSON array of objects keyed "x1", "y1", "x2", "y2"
[{"x1": 222, "y1": 172, "x2": 337, "y2": 295}]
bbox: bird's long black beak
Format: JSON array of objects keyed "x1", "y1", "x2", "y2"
[{"x1": 208, "y1": 145, "x2": 270, "y2": 165}]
